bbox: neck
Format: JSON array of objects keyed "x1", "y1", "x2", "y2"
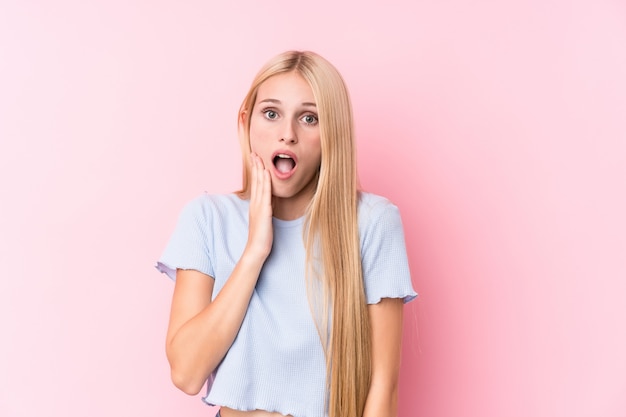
[
  {"x1": 271, "y1": 178, "x2": 317, "y2": 220},
  {"x1": 271, "y1": 195, "x2": 310, "y2": 220}
]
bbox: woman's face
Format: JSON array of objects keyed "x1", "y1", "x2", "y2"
[{"x1": 248, "y1": 71, "x2": 322, "y2": 213}]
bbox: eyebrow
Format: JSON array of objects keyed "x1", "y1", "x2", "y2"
[{"x1": 258, "y1": 98, "x2": 317, "y2": 107}]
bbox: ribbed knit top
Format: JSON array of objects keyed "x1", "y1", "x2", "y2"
[{"x1": 156, "y1": 192, "x2": 417, "y2": 417}]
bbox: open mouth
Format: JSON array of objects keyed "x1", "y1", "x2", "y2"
[{"x1": 273, "y1": 153, "x2": 296, "y2": 174}]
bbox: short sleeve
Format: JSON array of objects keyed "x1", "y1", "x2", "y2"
[
  {"x1": 360, "y1": 199, "x2": 417, "y2": 304},
  {"x1": 155, "y1": 196, "x2": 215, "y2": 281}
]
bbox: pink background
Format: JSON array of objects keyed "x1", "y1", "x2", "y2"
[{"x1": 1, "y1": 1, "x2": 625, "y2": 416}]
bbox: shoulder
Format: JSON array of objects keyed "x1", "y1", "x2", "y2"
[
  {"x1": 357, "y1": 191, "x2": 402, "y2": 225},
  {"x1": 180, "y1": 193, "x2": 247, "y2": 219},
  {"x1": 357, "y1": 191, "x2": 407, "y2": 245}
]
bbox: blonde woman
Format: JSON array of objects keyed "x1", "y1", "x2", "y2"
[{"x1": 156, "y1": 50, "x2": 417, "y2": 417}]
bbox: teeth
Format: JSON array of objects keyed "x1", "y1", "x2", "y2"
[{"x1": 277, "y1": 154, "x2": 291, "y2": 159}]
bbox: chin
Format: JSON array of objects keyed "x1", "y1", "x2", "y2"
[
  {"x1": 272, "y1": 184, "x2": 309, "y2": 199},
  {"x1": 271, "y1": 176, "x2": 318, "y2": 201},
  {"x1": 271, "y1": 188, "x2": 297, "y2": 199}
]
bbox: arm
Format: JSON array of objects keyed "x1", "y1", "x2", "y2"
[
  {"x1": 362, "y1": 297, "x2": 405, "y2": 417},
  {"x1": 165, "y1": 154, "x2": 273, "y2": 395}
]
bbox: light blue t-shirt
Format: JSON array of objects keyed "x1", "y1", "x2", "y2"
[{"x1": 156, "y1": 192, "x2": 417, "y2": 417}]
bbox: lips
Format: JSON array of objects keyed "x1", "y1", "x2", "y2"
[{"x1": 271, "y1": 151, "x2": 297, "y2": 179}]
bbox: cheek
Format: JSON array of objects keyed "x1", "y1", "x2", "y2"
[
  {"x1": 248, "y1": 123, "x2": 264, "y2": 152},
  {"x1": 248, "y1": 134, "x2": 258, "y2": 152},
  {"x1": 309, "y1": 136, "x2": 322, "y2": 159},
  {"x1": 315, "y1": 151, "x2": 322, "y2": 168},
  {"x1": 249, "y1": 117, "x2": 275, "y2": 148},
  {"x1": 306, "y1": 145, "x2": 322, "y2": 169}
]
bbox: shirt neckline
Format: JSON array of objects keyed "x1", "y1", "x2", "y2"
[{"x1": 272, "y1": 216, "x2": 305, "y2": 228}]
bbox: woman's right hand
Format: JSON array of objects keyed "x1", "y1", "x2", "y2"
[
  {"x1": 245, "y1": 153, "x2": 273, "y2": 261},
  {"x1": 165, "y1": 153, "x2": 275, "y2": 395}
]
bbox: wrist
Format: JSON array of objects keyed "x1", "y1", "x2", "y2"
[{"x1": 239, "y1": 246, "x2": 269, "y2": 271}]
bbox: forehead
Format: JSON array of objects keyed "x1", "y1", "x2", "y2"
[{"x1": 256, "y1": 72, "x2": 315, "y2": 104}]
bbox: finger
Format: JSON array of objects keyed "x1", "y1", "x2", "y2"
[
  {"x1": 254, "y1": 152, "x2": 266, "y2": 170},
  {"x1": 249, "y1": 153, "x2": 257, "y2": 202},
  {"x1": 262, "y1": 168, "x2": 272, "y2": 209}
]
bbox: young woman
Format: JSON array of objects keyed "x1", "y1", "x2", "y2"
[{"x1": 156, "y1": 50, "x2": 417, "y2": 417}]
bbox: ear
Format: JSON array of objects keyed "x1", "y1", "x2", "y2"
[{"x1": 239, "y1": 110, "x2": 248, "y2": 129}]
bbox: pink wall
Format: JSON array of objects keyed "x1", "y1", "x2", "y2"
[{"x1": 1, "y1": 1, "x2": 625, "y2": 416}]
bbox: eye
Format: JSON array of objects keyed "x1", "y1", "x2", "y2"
[
  {"x1": 301, "y1": 114, "x2": 318, "y2": 125},
  {"x1": 263, "y1": 109, "x2": 278, "y2": 120}
]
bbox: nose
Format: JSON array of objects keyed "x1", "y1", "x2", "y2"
[{"x1": 279, "y1": 120, "x2": 298, "y2": 144}]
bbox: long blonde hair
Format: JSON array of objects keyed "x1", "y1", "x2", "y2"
[{"x1": 237, "y1": 51, "x2": 371, "y2": 417}]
